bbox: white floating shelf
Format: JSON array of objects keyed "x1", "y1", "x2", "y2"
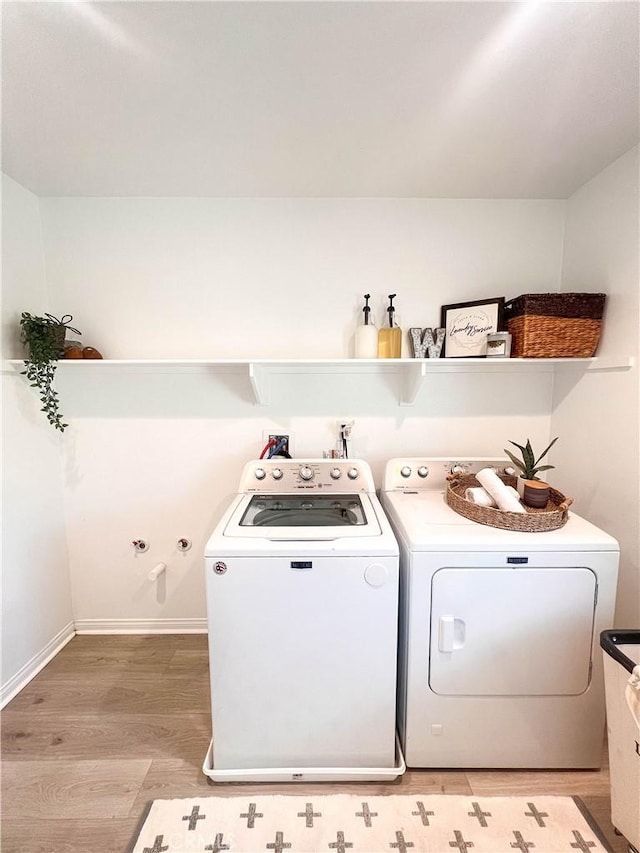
[{"x1": 5, "y1": 356, "x2": 633, "y2": 407}]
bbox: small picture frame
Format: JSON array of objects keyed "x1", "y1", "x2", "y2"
[{"x1": 440, "y1": 297, "x2": 505, "y2": 358}]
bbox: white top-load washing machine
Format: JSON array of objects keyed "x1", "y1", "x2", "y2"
[
  {"x1": 203, "y1": 458, "x2": 405, "y2": 783},
  {"x1": 382, "y1": 457, "x2": 619, "y2": 770}
]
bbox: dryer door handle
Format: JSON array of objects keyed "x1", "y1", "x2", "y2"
[{"x1": 438, "y1": 615, "x2": 466, "y2": 652}]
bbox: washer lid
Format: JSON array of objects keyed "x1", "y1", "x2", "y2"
[
  {"x1": 239, "y1": 493, "x2": 369, "y2": 528},
  {"x1": 382, "y1": 491, "x2": 619, "y2": 551},
  {"x1": 223, "y1": 492, "x2": 382, "y2": 539}
]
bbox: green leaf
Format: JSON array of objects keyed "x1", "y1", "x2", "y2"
[
  {"x1": 523, "y1": 440, "x2": 535, "y2": 469},
  {"x1": 534, "y1": 436, "x2": 559, "y2": 466},
  {"x1": 504, "y1": 449, "x2": 526, "y2": 473},
  {"x1": 508, "y1": 440, "x2": 527, "y2": 454}
]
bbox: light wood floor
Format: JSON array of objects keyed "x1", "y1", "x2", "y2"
[{"x1": 0, "y1": 634, "x2": 626, "y2": 853}]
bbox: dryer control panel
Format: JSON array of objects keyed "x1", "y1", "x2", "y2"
[{"x1": 383, "y1": 458, "x2": 513, "y2": 491}]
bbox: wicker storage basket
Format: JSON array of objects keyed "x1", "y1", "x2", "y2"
[
  {"x1": 505, "y1": 292, "x2": 606, "y2": 358},
  {"x1": 446, "y1": 473, "x2": 572, "y2": 532}
]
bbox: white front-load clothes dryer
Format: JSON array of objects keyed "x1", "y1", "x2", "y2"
[{"x1": 381, "y1": 458, "x2": 619, "y2": 769}]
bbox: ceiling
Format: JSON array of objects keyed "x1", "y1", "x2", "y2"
[{"x1": 2, "y1": 1, "x2": 638, "y2": 199}]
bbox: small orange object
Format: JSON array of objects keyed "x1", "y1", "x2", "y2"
[
  {"x1": 63, "y1": 345, "x2": 84, "y2": 359},
  {"x1": 82, "y1": 346, "x2": 103, "y2": 359}
]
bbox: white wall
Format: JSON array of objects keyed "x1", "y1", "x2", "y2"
[
  {"x1": 37, "y1": 198, "x2": 564, "y2": 627},
  {"x1": 1, "y1": 175, "x2": 74, "y2": 703},
  {"x1": 553, "y1": 146, "x2": 639, "y2": 626},
  {"x1": 40, "y1": 198, "x2": 564, "y2": 358},
  {"x1": 6, "y1": 183, "x2": 635, "y2": 637}
]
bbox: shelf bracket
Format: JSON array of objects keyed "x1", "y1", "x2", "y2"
[
  {"x1": 400, "y1": 361, "x2": 426, "y2": 406},
  {"x1": 248, "y1": 362, "x2": 270, "y2": 405}
]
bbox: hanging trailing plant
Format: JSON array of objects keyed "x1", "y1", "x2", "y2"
[{"x1": 20, "y1": 313, "x2": 81, "y2": 432}]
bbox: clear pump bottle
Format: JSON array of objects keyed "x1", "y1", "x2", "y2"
[
  {"x1": 377, "y1": 294, "x2": 402, "y2": 358},
  {"x1": 354, "y1": 293, "x2": 378, "y2": 358}
]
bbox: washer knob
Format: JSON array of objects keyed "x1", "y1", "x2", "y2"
[
  {"x1": 400, "y1": 466, "x2": 412, "y2": 478},
  {"x1": 299, "y1": 466, "x2": 314, "y2": 481},
  {"x1": 272, "y1": 468, "x2": 283, "y2": 480},
  {"x1": 330, "y1": 468, "x2": 342, "y2": 480},
  {"x1": 451, "y1": 464, "x2": 466, "y2": 475},
  {"x1": 504, "y1": 466, "x2": 516, "y2": 477},
  {"x1": 255, "y1": 467, "x2": 266, "y2": 480},
  {"x1": 347, "y1": 468, "x2": 359, "y2": 480},
  {"x1": 417, "y1": 466, "x2": 429, "y2": 478}
]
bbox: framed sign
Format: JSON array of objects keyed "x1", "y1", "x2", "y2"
[{"x1": 440, "y1": 297, "x2": 505, "y2": 358}]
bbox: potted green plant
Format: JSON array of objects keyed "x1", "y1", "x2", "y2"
[
  {"x1": 504, "y1": 436, "x2": 559, "y2": 508},
  {"x1": 20, "y1": 312, "x2": 81, "y2": 432}
]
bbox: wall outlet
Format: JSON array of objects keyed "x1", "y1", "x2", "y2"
[
  {"x1": 335, "y1": 419, "x2": 354, "y2": 459},
  {"x1": 262, "y1": 430, "x2": 293, "y2": 457}
]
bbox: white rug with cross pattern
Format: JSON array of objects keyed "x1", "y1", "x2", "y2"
[{"x1": 129, "y1": 794, "x2": 612, "y2": 852}]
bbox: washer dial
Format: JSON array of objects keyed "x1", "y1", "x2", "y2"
[{"x1": 450, "y1": 464, "x2": 467, "y2": 476}]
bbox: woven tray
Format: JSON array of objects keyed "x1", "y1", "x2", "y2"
[
  {"x1": 446, "y1": 473, "x2": 573, "y2": 532},
  {"x1": 504, "y1": 292, "x2": 606, "y2": 358}
]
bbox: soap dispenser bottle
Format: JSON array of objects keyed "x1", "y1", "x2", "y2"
[
  {"x1": 354, "y1": 293, "x2": 378, "y2": 358},
  {"x1": 377, "y1": 293, "x2": 402, "y2": 358}
]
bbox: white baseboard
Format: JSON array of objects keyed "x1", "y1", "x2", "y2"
[
  {"x1": 74, "y1": 617, "x2": 208, "y2": 634},
  {"x1": 1, "y1": 621, "x2": 75, "y2": 708}
]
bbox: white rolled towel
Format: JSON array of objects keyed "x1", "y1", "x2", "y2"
[
  {"x1": 465, "y1": 487, "x2": 495, "y2": 507},
  {"x1": 476, "y1": 468, "x2": 526, "y2": 513},
  {"x1": 465, "y1": 485, "x2": 520, "y2": 507}
]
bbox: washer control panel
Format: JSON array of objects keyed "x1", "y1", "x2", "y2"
[
  {"x1": 240, "y1": 459, "x2": 375, "y2": 493},
  {"x1": 383, "y1": 458, "x2": 511, "y2": 491}
]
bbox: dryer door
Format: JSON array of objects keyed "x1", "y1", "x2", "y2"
[{"x1": 429, "y1": 567, "x2": 596, "y2": 696}]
